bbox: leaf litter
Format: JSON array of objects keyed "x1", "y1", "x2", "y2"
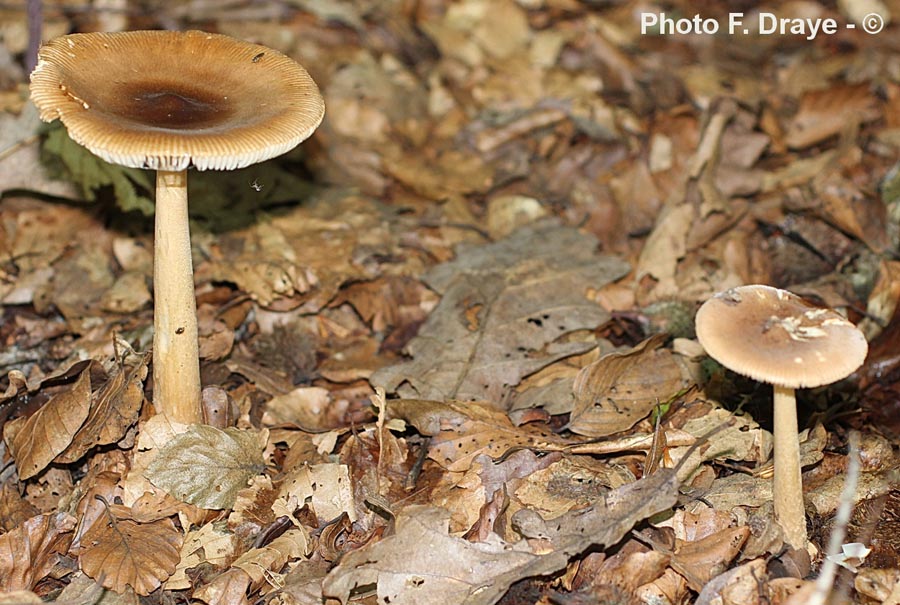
[{"x1": 1, "y1": 1, "x2": 900, "y2": 604}]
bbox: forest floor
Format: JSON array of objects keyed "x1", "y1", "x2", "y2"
[{"x1": 1, "y1": 1, "x2": 899, "y2": 604}]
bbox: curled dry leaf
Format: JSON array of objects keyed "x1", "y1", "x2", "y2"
[
  {"x1": 695, "y1": 559, "x2": 767, "y2": 605},
  {"x1": 144, "y1": 425, "x2": 266, "y2": 510},
  {"x1": 57, "y1": 355, "x2": 149, "y2": 464},
  {"x1": 0, "y1": 512, "x2": 75, "y2": 592},
  {"x1": 569, "y1": 334, "x2": 690, "y2": 437},
  {"x1": 673, "y1": 526, "x2": 751, "y2": 590},
  {"x1": 79, "y1": 512, "x2": 182, "y2": 596},
  {"x1": 3, "y1": 369, "x2": 92, "y2": 480}
]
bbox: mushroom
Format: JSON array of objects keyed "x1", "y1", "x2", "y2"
[
  {"x1": 694, "y1": 285, "x2": 867, "y2": 551},
  {"x1": 29, "y1": 31, "x2": 325, "y2": 425}
]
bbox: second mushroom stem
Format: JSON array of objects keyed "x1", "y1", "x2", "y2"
[
  {"x1": 153, "y1": 169, "x2": 202, "y2": 425},
  {"x1": 772, "y1": 383, "x2": 808, "y2": 551}
]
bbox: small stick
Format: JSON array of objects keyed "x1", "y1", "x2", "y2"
[
  {"x1": 26, "y1": 0, "x2": 42, "y2": 73},
  {"x1": 809, "y1": 431, "x2": 861, "y2": 605}
]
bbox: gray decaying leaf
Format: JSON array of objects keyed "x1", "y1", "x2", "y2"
[
  {"x1": 323, "y1": 468, "x2": 680, "y2": 605},
  {"x1": 143, "y1": 425, "x2": 266, "y2": 510},
  {"x1": 370, "y1": 221, "x2": 629, "y2": 405}
]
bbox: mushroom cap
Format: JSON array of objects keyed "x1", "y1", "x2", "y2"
[
  {"x1": 30, "y1": 30, "x2": 325, "y2": 171},
  {"x1": 695, "y1": 284, "x2": 868, "y2": 388}
]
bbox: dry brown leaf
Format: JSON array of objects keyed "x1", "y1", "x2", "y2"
[
  {"x1": 262, "y1": 386, "x2": 335, "y2": 430},
  {"x1": 57, "y1": 355, "x2": 148, "y2": 464},
  {"x1": 144, "y1": 425, "x2": 266, "y2": 510},
  {"x1": 0, "y1": 512, "x2": 75, "y2": 592},
  {"x1": 0, "y1": 592, "x2": 42, "y2": 605},
  {"x1": 326, "y1": 463, "x2": 682, "y2": 605},
  {"x1": 785, "y1": 84, "x2": 880, "y2": 149},
  {"x1": 192, "y1": 568, "x2": 251, "y2": 605},
  {"x1": 637, "y1": 567, "x2": 690, "y2": 605},
  {"x1": 277, "y1": 560, "x2": 332, "y2": 605},
  {"x1": 0, "y1": 481, "x2": 39, "y2": 531},
  {"x1": 79, "y1": 513, "x2": 182, "y2": 595},
  {"x1": 695, "y1": 559, "x2": 767, "y2": 605},
  {"x1": 387, "y1": 399, "x2": 564, "y2": 472},
  {"x1": 227, "y1": 475, "x2": 278, "y2": 534},
  {"x1": 56, "y1": 572, "x2": 137, "y2": 605},
  {"x1": 232, "y1": 528, "x2": 311, "y2": 586},
  {"x1": 578, "y1": 549, "x2": 670, "y2": 598},
  {"x1": 3, "y1": 369, "x2": 92, "y2": 480},
  {"x1": 71, "y1": 471, "x2": 123, "y2": 550},
  {"x1": 673, "y1": 526, "x2": 750, "y2": 590},
  {"x1": 568, "y1": 334, "x2": 689, "y2": 437},
  {"x1": 130, "y1": 486, "x2": 204, "y2": 525},
  {"x1": 335, "y1": 275, "x2": 438, "y2": 336},
  {"x1": 814, "y1": 171, "x2": 891, "y2": 253},
  {"x1": 197, "y1": 196, "x2": 392, "y2": 312}
]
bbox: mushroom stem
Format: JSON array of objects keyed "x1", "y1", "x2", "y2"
[
  {"x1": 152, "y1": 169, "x2": 202, "y2": 424},
  {"x1": 772, "y1": 383, "x2": 807, "y2": 551}
]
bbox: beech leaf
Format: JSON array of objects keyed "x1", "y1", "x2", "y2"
[
  {"x1": 79, "y1": 514, "x2": 182, "y2": 596},
  {"x1": 3, "y1": 370, "x2": 92, "y2": 480},
  {"x1": 56, "y1": 355, "x2": 149, "y2": 464},
  {"x1": 144, "y1": 425, "x2": 266, "y2": 509}
]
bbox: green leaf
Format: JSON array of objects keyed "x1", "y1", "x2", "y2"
[
  {"x1": 42, "y1": 122, "x2": 155, "y2": 215},
  {"x1": 144, "y1": 425, "x2": 266, "y2": 509},
  {"x1": 40, "y1": 124, "x2": 318, "y2": 229}
]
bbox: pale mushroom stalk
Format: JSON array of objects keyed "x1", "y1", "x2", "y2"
[
  {"x1": 153, "y1": 170, "x2": 201, "y2": 424},
  {"x1": 772, "y1": 384, "x2": 806, "y2": 551},
  {"x1": 694, "y1": 285, "x2": 868, "y2": 555},
  {"x1": 30, "y1": 30, "x2": 325, "y2": 428}
]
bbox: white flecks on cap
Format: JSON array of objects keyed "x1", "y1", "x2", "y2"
[{"x1": 695, "y1": 284, "x2": 868, "y2": 389}]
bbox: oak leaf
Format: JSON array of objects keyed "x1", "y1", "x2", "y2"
[{"x1": 371, "y1": 222, "x2": 629, "y2": 404}]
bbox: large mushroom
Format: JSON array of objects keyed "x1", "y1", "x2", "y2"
[
  {"x1": 30, "y1": 31, "x2": 325, "y2": 425},
  {"x1": 695, "y1": 285, "x2": 867, "y2": 551}
]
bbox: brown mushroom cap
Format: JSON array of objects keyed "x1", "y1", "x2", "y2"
[
  {"x1": 695, "y1": 284, "x2": 868, "y2": 388},
  {"x1": 30, "y1": 30, "x2": 324, "y2": 171}
]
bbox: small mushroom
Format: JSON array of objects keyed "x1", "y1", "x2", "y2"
[
  {"x1": 30, "y1": 31, "x2": 325, "y2": 424},
  {"x1": 694, "y1": 284, "x2": 867, "y2": 551}
]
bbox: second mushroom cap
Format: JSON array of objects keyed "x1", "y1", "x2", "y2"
[{"x1": 695, "y1": 284, "x2": 868, "y2": 388}]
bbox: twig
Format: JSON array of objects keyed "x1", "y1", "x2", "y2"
[
  {"x1": 810, "y1": 430, "x2": 862, "y2": 605},
  {"x1": 26, "y1": 0, "x2": 42, "y2": 73}
]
